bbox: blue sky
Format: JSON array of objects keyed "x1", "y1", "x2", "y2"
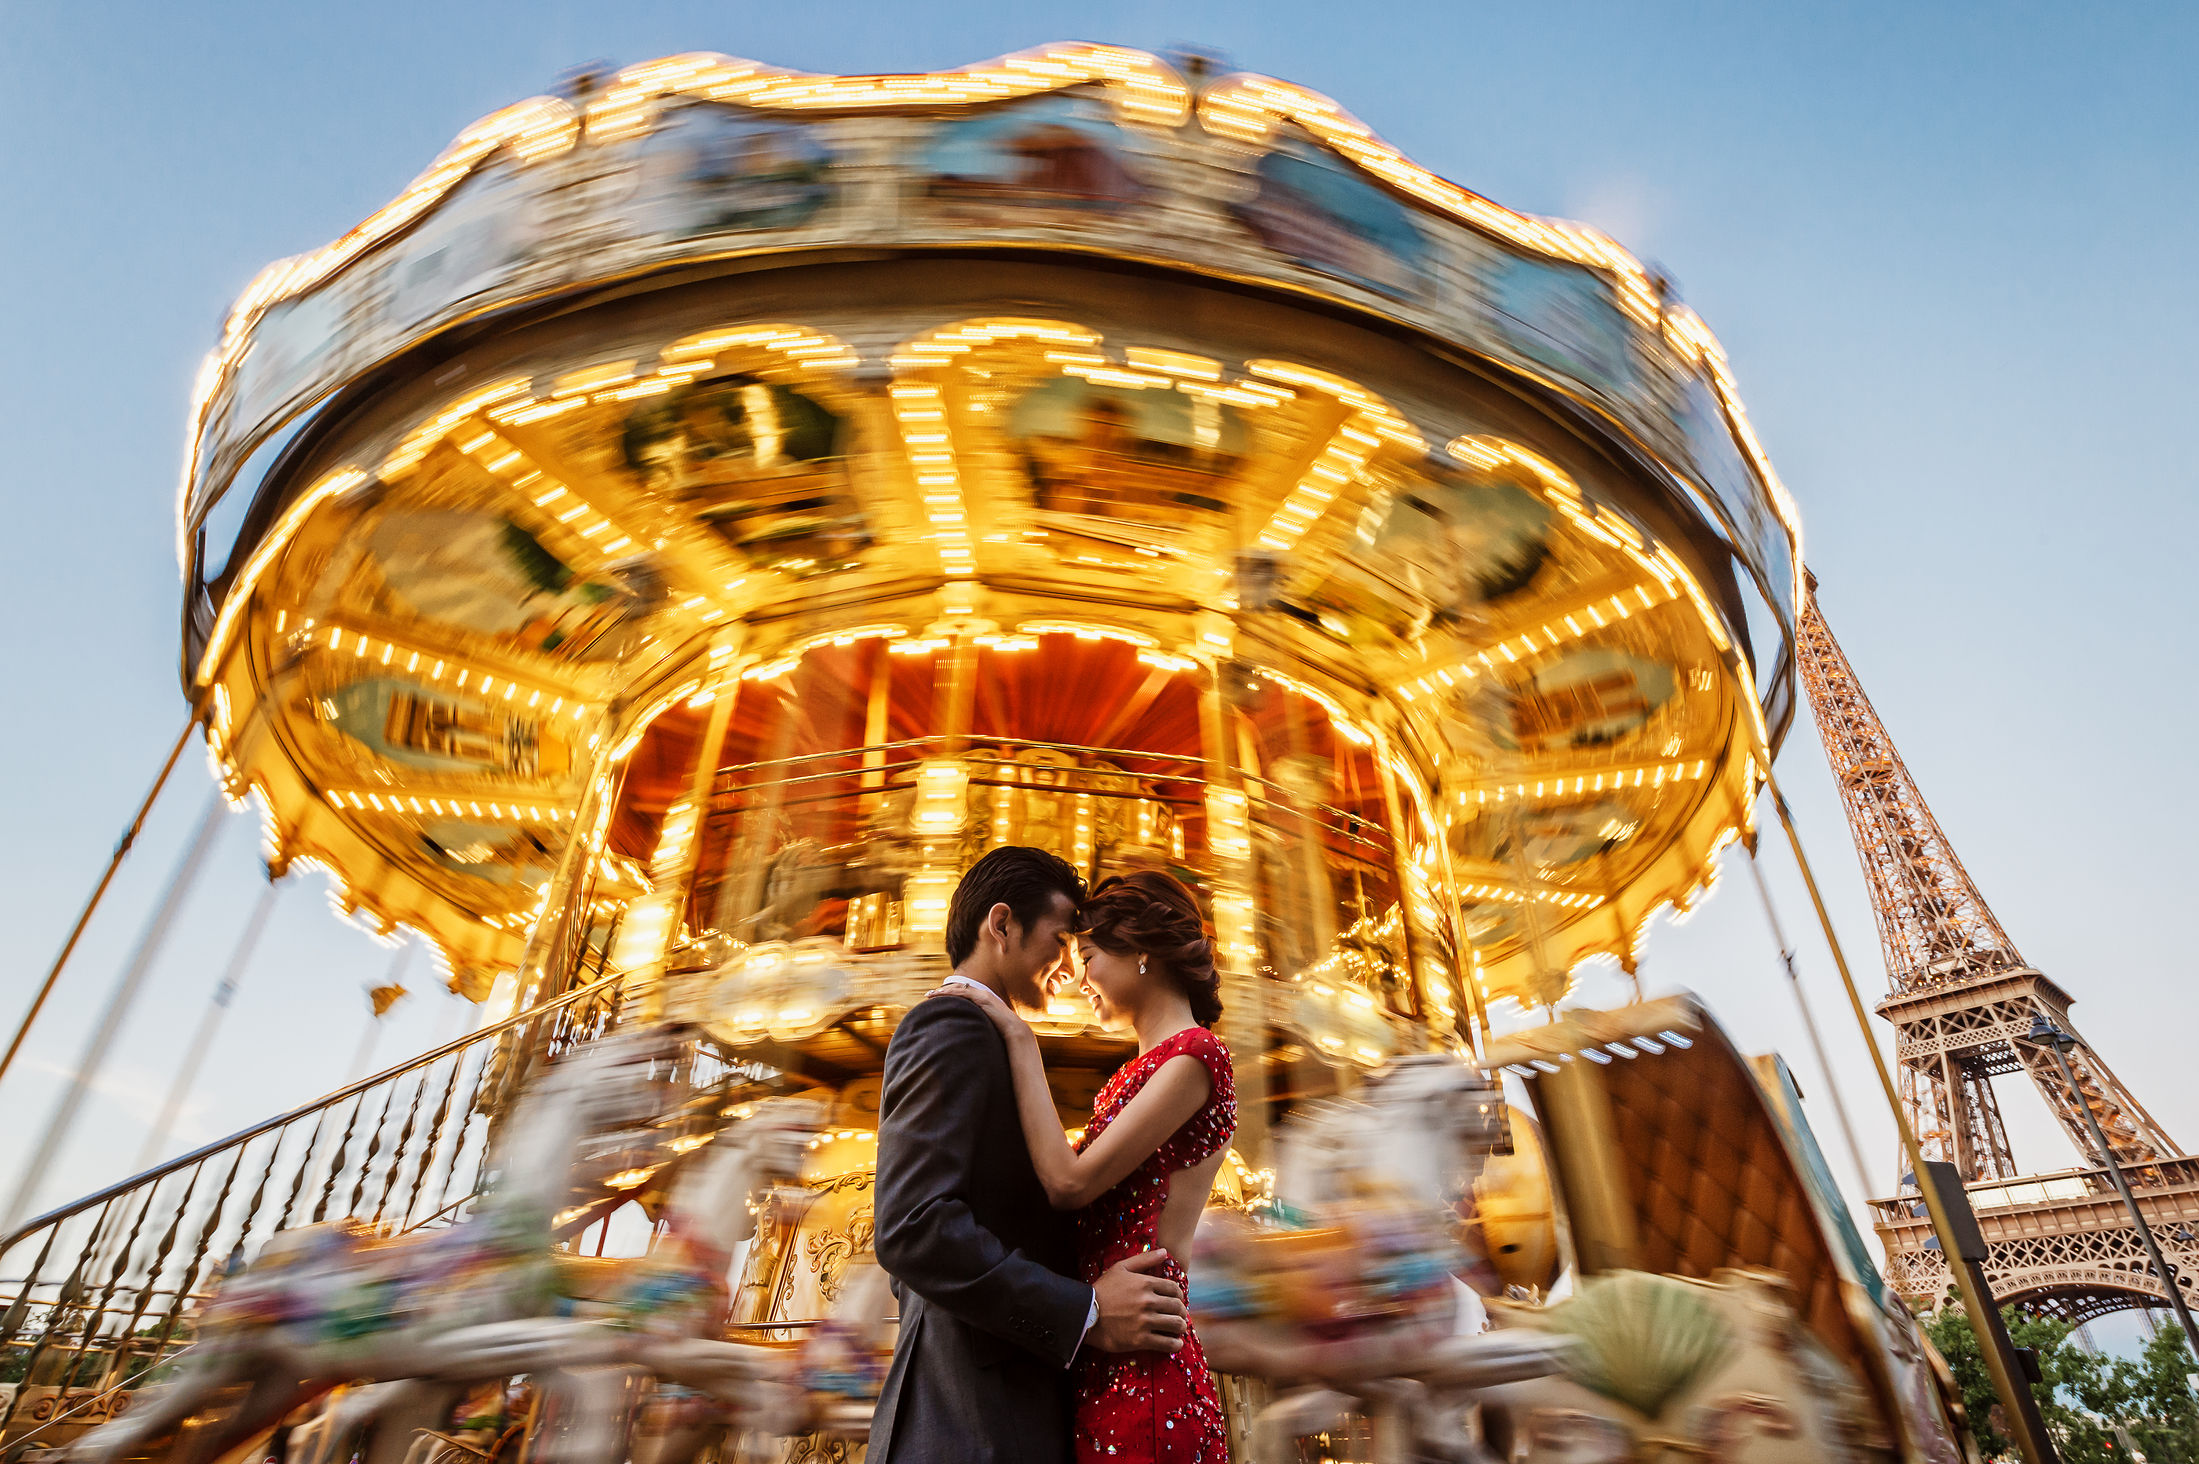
[{"x1": 3, "y1": 2, "x2": 2194, "y2": 1352}]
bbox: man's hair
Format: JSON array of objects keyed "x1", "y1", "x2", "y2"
[{"x1": 944, "y1": 846, "x2": 1086, "y2": 966}]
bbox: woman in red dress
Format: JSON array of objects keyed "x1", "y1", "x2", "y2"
[{"x1": 945, "y1": 871, "x2": 1236, "y2": 1463}]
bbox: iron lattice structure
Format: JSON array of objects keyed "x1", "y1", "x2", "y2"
[{"x1": 1797, "y1": 586, "x2": 2199, "y2": 1320}]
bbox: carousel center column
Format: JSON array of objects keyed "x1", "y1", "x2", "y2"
[{"x1": 1196, "y1": 615, "x2": 1268, "y2": 1167}]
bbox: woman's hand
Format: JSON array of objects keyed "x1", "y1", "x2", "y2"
[{"x1": 934, "y1": 980, "x2": 1032, "y2": 1044}]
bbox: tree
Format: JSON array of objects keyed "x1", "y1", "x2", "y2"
[
  {"x1": 1925, "y1": 1305, "x2": 2199, "y2": 1462},
  {"x1": 2103, "y1": 1325, "x2": 2199, "y2": 1464}
]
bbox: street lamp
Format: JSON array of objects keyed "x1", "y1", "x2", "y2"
[{"x1": 2023, "y1": 1013, "x2": 2199, "y2": 1360}]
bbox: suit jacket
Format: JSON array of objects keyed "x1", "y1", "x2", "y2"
[{"x1": 869, "y1": 995, "x2": 1093, "y2": 1463}]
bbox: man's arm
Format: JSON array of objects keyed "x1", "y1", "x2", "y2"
[{"x1": 873, "y1": 998, "x2": 1092, "y2": 1369}]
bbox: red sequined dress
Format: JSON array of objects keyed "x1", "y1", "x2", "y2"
[{"x1": 1071, "y1": 1024, "x2": 1237, "y2": 1463}]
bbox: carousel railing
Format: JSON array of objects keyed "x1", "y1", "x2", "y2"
[
  {"x1": 0, "y1": 967, "x2": 631, "y2": 1440},
  {"x1": 707, "y1": 736, "x2": 1206, "y2": 810},
  {"x1": 699, "y1": 730, "x2": 1396, "y2": 872},
  {"x1": 688, "y1": 733, "x2": 1418, "y2": 1019}
]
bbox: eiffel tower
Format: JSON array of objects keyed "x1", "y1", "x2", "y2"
[{"x1": 1797, "y1": 583, "x2": 2199, "y2": 1324}]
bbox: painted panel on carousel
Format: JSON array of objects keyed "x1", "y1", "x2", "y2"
[
  {"x1": 1487, "y1": 254, "x2": 1636, "y2": 398},
  {"x1": 1678, "y1": 373, "x2": 1796, "y2": 626},
  {"x1": 1009, "y1": 372, "x2": 1247, "y2": 536},
  {"x1": 228, "y1": 285, "x2": 350, "y2": 435},
  {"x1": 1509, "y1": 799, "x2": 1643, "y2": 869},
  {"x1": 921, "y1": 92, "x2": 1148, "y2": 218},
  {"x1": 619, "y1": 374, "x2": 865, "y2": 575},
  {"x1": 1450, "y1": 802, "x2": 1646, "y2": 952},
  {"x1": 620, "y1": 105, "x2": 835, "y2": 237},
  {"x1": 1506, "y1": 648, "x2": 1679, "y2": 754},
  {"x1": 1229, "y1": 135, "x2": 1432, "y2": 299},
  {"x1": 418, "y1": 819, "x2": 557, "y2": 889},
  {"x1": 1295, "y1": 459, "x2": 1555, "y2": 644},
  {"x1": 1376, "y1": 462, "x2": 1554, "y2": 611},
  {"x1": 323, "y1": 677, "x2": 573, "y2": 780},
  {"x1": 379, "y1": 161, "x2": 546, "y2": 335},
  {"x1": 732, "y1": 1163, "x2": 878, "y2": 1347},
  {"x1": 368, "y1": 510, "x2": 661, "y2": 662}
]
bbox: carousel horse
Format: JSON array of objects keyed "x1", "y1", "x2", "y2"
[
  {"x1": 369, "y1": 1099, "x2": 821, "y2": 1464},
  {"x1": 589, "y1": 1229, "x2": 896, "y2": 1461},
  {"x1": 66, "y1": 1028, "x2": 811, "y2": 1464},
  {"x1": 283, "y1": 1383, "x2": 406, "y2": 1464},
  {"x1": 783, "y1": 1258, "x2": 897, "y2": 1443},
  {"x1": 1197, "y1": 1053, "x2": 1574, "y2": 1463},
  {"x1": 1272, "y1": 1053, "x2": 1510, "y2": 1218},
  {"x1": 280, "y1": 1097, "x2": 823, "y2": 1464}
]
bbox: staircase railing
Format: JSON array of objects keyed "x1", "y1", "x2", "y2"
[{"x1": 0, "y1": 966, "x2": 631, "y2": 1438}]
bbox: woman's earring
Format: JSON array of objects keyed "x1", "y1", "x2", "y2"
[{"x1": 1139, "y1": 956, "x2": 1147, "y2": 975}]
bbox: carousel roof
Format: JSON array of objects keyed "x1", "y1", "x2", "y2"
[{"x1": 177, "y1": 45, "x2": 1803, "y2": 1007}]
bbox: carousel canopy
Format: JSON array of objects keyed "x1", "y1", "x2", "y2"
[{"x1": 178, "y1": 45, "x2": 1801, "y2": 1010}]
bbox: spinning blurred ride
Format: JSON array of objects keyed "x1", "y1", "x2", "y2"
[{"x1": 3, "y1": 43, "x2": 1980, "y2": 1464}]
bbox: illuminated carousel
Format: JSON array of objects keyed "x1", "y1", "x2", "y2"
[{"x1": 54, "y1": 40, "x2": 1968, "y2": 1463}]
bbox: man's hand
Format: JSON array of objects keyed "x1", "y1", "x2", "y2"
[{"x1": 1088, "y1": 1249, "x2": 1188, "y2": 1354}]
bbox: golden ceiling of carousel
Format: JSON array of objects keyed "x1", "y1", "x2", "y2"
[
  {"x1": 179, "y1": 45, "x2": 1800, "y2": 1018},
  {"x1": 200, "y1": 309, "x2": 1763, "y2": 1006}
]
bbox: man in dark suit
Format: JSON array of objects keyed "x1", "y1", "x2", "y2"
[{"x1": 871, "y1": 846, "x2": 1190, "y2": 1462}]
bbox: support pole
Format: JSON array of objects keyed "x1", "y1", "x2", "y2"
[
  {"x1": 648, "y1": 660, "x2": 739, "y2": 1023},
  {"x1": 1372, "y1": 748, "x2": 1432, "y2": 1029},
  {"x1": 1, "y1": 790, "x2": 228, "y2": 1235},
  {"x1": 1416, "y1": 760, "x2": 1489, "y2": 1060},
  {"x1": 134, "y1": 875, "x2": 282, "y2": 1170},
  {"x1": 1537, "y1": 1056, "x2": 1642, "y2": 1275},
  {"x1": 510, "y1": 736, "x2": 623, "y2": 1017},
  {"x1": 1744, "y1": 846, "x2": 1875, "y2": 1202},
  {"x1": 1920, "y1": 1160, "x2": 2064, "y2": 1452},
  {"x1": 1197, "y1": 655, "x2": 1269, "y2": 1165},
  {"x1": 1768, "y1": 779, "x2": 2058, "y2": 1464},
  {"x1": 0, "y1": 719, "x2": 196, "y2": 1092}
]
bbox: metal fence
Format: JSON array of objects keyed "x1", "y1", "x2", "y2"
[{"x1": 0, "y1": 968, "x2": 629, "y2": 1449}]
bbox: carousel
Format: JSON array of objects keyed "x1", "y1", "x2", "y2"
[{"x1": 4, "y1": 42, "x2": 1974, "y2": 1464}]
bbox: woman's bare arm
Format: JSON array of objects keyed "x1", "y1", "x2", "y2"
[{"x1": 944, "y1": 986, "x2": 1213, "y2": 1210}]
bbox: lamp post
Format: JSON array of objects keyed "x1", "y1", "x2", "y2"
[{"x1": 2023, "y1": 1013, "x2": 2199, "y2": 1360}]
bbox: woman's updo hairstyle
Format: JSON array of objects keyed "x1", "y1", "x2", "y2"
[{"x1": 1079, "y1": 871, "x2": 1223, "y2": 1027}]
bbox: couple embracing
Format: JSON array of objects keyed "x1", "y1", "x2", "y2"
[{"x1": 869, "y1": 846, "x2": 1237, "y2": 1464}]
